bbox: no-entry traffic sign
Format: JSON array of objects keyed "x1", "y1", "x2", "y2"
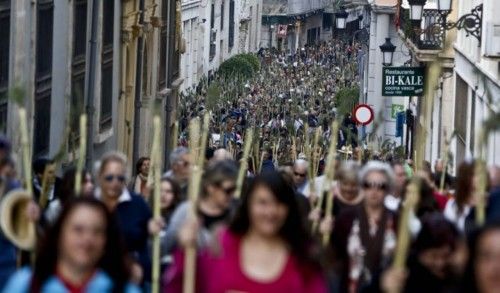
[{"x1": 353, "y1": 104, "x2": 374, "y2": 126}]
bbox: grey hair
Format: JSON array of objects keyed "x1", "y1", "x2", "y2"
[
  {"x1": 169, "y1": 147, "x2": 189, "y2": 165},
  {"x1": 98, "y1": 151, "x2": 128, "y2": 176},
  {"x1": 293, "y1": 158, "x2": 309, "y2": 169},
  {"x1": 338, "y1": 160, "x2": 361, "y2": 183},
  {"x1": 359, "y1": 161, "x2": 395, "y2": 189}
]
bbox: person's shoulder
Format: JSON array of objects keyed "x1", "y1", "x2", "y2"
[
  {"x1": 124, "y1": 283, "x2": 142, "y2": 293},
  {"x1": 168, "y1": 201, "x2": 191, "y2": 223},
  {"x1": 89, "y1": 270, "x2": 141, "y2": 293},
  {"x1": 174, "y1": 201, "x2": 190, "y2": 214},
  {"x1": 123, "y1": 192, "x2": 152, "y2": 216},
  {"x1": 2, "y1": 267, "x2": 32, "y2": 292},
  {"x1": 128, "y1": 192, "x2": 149, "y2": 207}
]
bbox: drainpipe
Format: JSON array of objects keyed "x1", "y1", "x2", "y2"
[
  {"x1": 132, "y1": 0, "x2": 145, "y2": 165},
  {"x1": 85, "y1": 0, "x2": 99, "y2": 170}
]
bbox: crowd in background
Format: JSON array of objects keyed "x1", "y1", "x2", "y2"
[{"x1": 0, "y1": 41, "x2": 499, "y2": 293}]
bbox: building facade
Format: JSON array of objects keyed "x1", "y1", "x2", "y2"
[
  {"x1": 261, "y1": 0, "x2": 328, "y2": 53},
  {"x1": 179, "y1": 0, "x2": 263, "y2": 92},
  {"x1": 450, "y1": 0, "x2": 500, "y2": 168},
  {"x1": 0, "y1": 0, "x2": 180, "y2": 175},
  {"x1": 359, "y1": 0, "x2": 499, "y2": 172}
]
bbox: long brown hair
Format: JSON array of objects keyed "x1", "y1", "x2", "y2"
[
  {"x1": 230, "y1": 171, "x2": 324, "y2": 279},
  {"x1": 455, "y1": 161, "x2": 475, "y2": 214},
  {"x1": 31, "y1": 197, "x2": 131, "y2": 293}
]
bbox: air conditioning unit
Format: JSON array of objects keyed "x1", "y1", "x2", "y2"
[{"x1": 484, "y1": 22, "x2": 500, "y2": 58}]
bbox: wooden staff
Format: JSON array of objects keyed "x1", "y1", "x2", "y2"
[
  {"x1": 475, "y1": 129, "x2": 488, "y2": 226},
  {"x1": 74, "y1": 115, "x2": 87, "y2": 196},
  {"x1": 234, "y1": 128, "x2": 253, "y2": 199},
  {"x1": 321, "y1": 121, "x2": 339, "y2": 244},
  {"x1": 183, "y1": 117, "x2": 208, "y2": 293},
  {"x1": 18, "y1": 108, "x2": 33, "y2": 196},
  {"x1": 150, "y1": 116, "x2": 162, "y2": 293},
  {"x1": 475, "y1": 159, "x2": 487, "y2": 226},
  {"x1": 312, "y1": 121, "x2": 338, "y2": 233},
  {"x1": 304, "y1": 123, "x2": 310, "y2": 154},
  {"x1": 312, "y1": 127, "x2": 322, "y2": 176},
  {"x1": 308, "y1": 127, "x2": 322, "y2": 198},
  {"x1": 199, "y1": 113, "x2": 210, "y2": 166},
  {"x1": 258, "y1": 150, "x2": 265, "y2": 173},
  {"x1": 38, "y1": 165, "x2": 52, "y2": 210},
  {"x1": 439, "y1": 131, "x2": 450, "y2": 194},
  {"x1": 172, "y1": 120, "x2": 179, "y2": 151},
  {"x1": 291, "y1": 136, "x2": 297, "y2": 161},
  {"x1": 393, "y1": 179, "x2": 420, "y2": 269}
]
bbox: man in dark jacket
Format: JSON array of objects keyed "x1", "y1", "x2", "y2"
[{"x1": 260, "y1": 150, "x2": 275, "y2": 173}]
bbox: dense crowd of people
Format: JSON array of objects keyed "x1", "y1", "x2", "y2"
[{"x1": 0, "y1": 41, "x2": 499, "y2": 293}]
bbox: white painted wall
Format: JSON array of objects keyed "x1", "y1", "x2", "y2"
[{"x1": 180, "y1": 0, "x2": 262, "y2": 92}]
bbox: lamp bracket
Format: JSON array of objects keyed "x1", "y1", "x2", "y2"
[
  {"x1": 442, "y1": 4, "x2": 482, "y2": 42},
  {"x1": 410, "y1": 4, "x2": 483, "y2": 48}
]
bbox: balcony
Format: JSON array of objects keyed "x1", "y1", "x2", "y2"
[{"x1": 399, "y1": 8, "x2": 445, "y2": 51}]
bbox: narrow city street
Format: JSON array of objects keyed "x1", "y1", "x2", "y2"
[{"x1": 0, "y1": 0, "x2": 499, "y2": 292}]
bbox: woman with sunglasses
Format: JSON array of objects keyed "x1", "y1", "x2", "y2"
[
  {"x1": 2, "y1": 197, "x2": 139, "y2": 292},
  {"x1": 162, "y1": 159, "x2": 238, "y2": 254},
  {"x1": 164, "y1": 171, "x2": 326, "y2": 292},
  {"x1": 331, "y1": 161, "x2": 397, "y2": 292},
  {"x1": 96, "y1": 152, "x2": 163, "y2": 286}
]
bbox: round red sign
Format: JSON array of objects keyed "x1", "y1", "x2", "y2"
[{"x1": 353, "y1": 104, "x2": 374, "y2": 125}]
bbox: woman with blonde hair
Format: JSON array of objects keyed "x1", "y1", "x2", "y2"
[{"x1": 96, "y1": 151, "x2": 163, "y2": 286}]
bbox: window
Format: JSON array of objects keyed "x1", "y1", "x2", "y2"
[
  {"x1": 34, "y1": 0, "x2": 54, "y2": 156},
  {"x1": 228, "y1": 0, "x2": 234, "y2": 49},
  {"x1": 100, "y1": 0, "x2": 114, "y2": 130},
  {"x1": 0, "y1": 0, "x2": 10, "y2": 133},
  {"x1": 454, "y1": 75, "x2": 468, "y2": 164},
  {"x1": 168, "y1": 0, "x2": 180, "y2": 81},
  {"x1": 158, "y1": 0, "x2": 168, "y2": 89},
  {"x1": 70, "y1": 0, "x2": 87, "y2": 149},
  {"x1": 209, "y1": 2, "x2": 216, "y2": 60},
  {"x1": 323, "y1": 13, "x2": 333, "y2": 29},
  {"x1": 470, "y1": 91, "x2": 476, "y2": 153},
  {"x1": 220, "y1": 1, "x2": 224, "y2": 31},
  {"x1": 142, "y1": 44, "x2": 149, "y2": 94}
]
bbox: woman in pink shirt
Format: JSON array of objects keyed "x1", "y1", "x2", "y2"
[{"x1": 164, "y1": 171, "x2": 327, "y2": 293}]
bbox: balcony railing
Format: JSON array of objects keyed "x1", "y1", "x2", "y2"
[{"x1": 399, "y1": 8, "x2": 445, "y2": 50}]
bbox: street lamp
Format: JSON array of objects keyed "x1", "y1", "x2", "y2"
[
  {"x1": 408, "y1": 0, "x2": 427, "y2": 22},
  {"x1": 358, "y1": 14, "x2": 363, "y2": 30},
  {"x1": 335, "y1": 7, "x2": 348, "y2": 30},
  {"x1": 437, "y1": 0, "x2": 452, "y2": 15},
  {"x1": 379, "y1": 38, "x2": 396, "y2": 66}
]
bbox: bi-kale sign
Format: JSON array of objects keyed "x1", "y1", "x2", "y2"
[{"x1": 382, "y1": 67, "x2": 425, "y2": 96}]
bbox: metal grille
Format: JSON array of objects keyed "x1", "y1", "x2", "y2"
[{"x1": 400, "y1": 9, "x2": 445, "y2": 50}]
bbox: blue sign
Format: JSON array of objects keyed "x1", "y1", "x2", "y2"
[{"x1": 396, "y1": 111, "x2": 405, "y2": 138}]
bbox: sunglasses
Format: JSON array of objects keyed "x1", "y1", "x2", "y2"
[
  {"x1": 104, "y1": 174, "x2": 126, "y2": 183},
  {"x1": 294, "y1": 172, "x2": 307, "y2": 178},
  {"x1": 362, "y1": 181, "x2": 388, "y2": 191},
  {"x1": 218, "y1": 184, "x2": 237, "y2": 196}
]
